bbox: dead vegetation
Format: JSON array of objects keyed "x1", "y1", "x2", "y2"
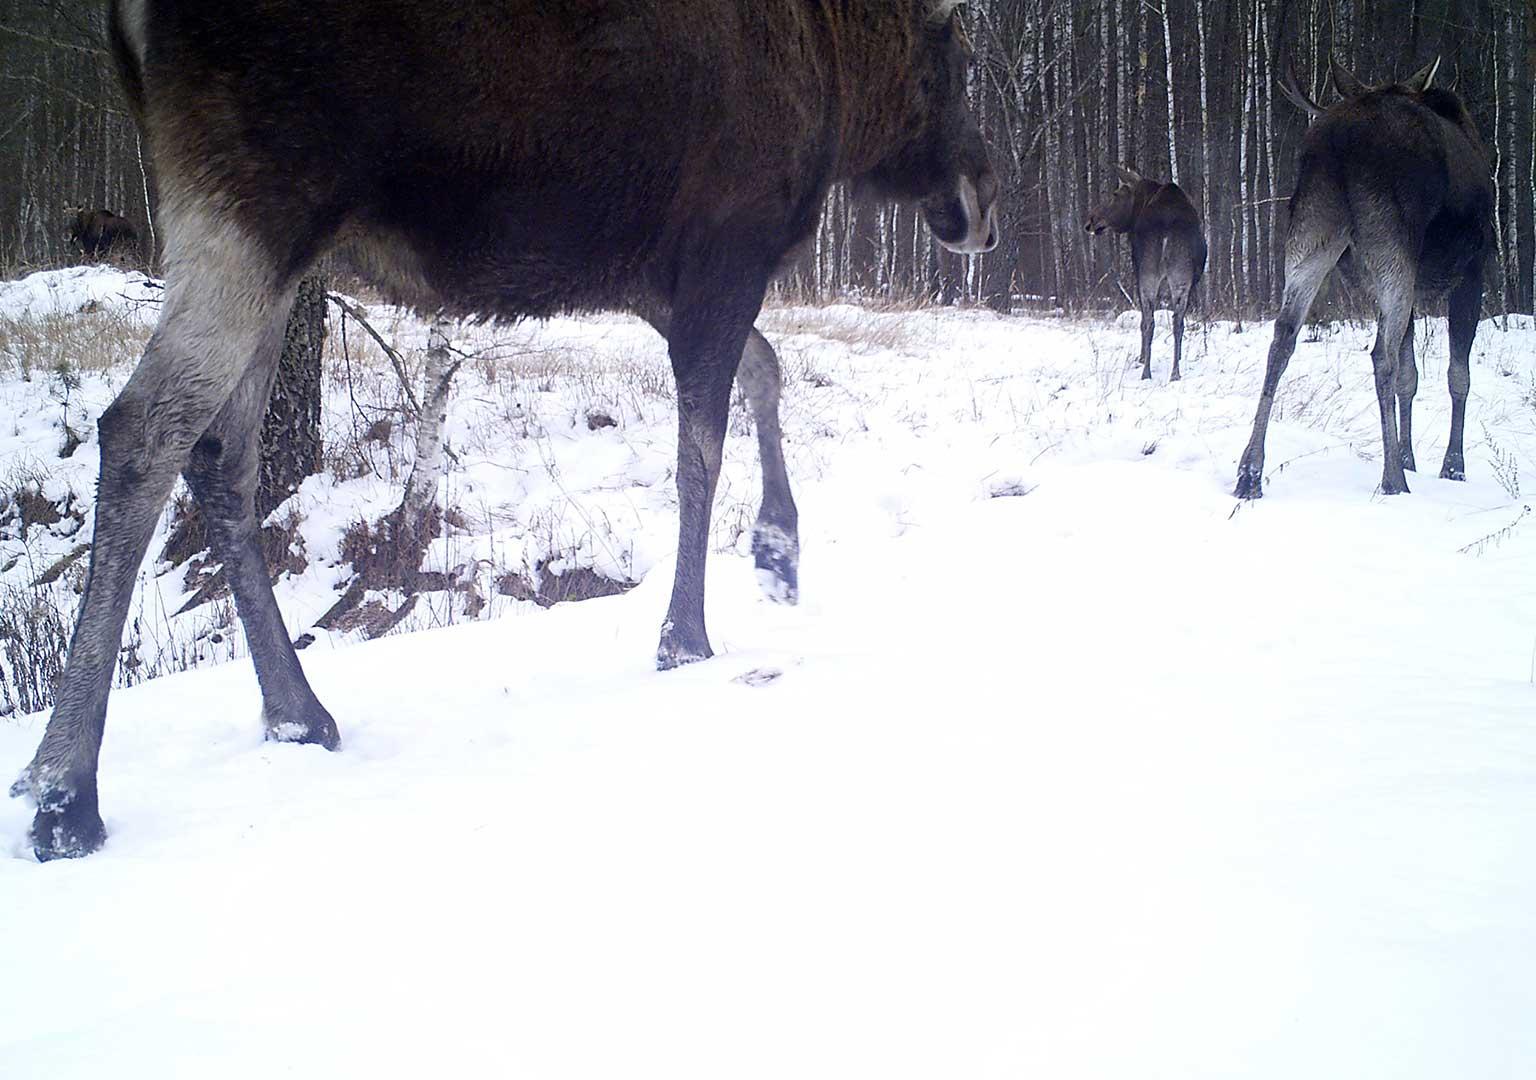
[{"x1": 0, "y1": 303, "x2": 153, "y2": 379}]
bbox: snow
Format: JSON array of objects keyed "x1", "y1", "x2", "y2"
[
  {"x1": 0, "y1": 264, "x2": 161, "y2": 321},
  {"x1": 2, "y1": 268, "x2": 1535, "y2": 1077}
]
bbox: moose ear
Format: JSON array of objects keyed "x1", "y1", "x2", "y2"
[
  {"x1": 927, "y1": 0, "x2": 963, "y2": 25},
  {"x1": 1115, "y1": 164, "x2": 1142, "y2": 185},
  {"x1": 1404, "y1": 56, "x2": 1441, "y2": 93},
  {"x1": 1329, "y1": 57, "x2": 1367, "y2": 98}
]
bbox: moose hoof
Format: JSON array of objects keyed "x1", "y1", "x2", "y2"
[
  {"x1": 30, "y1": 785, "x2": 106, "y2": 862},
  {"x1": 1170, "y1": 370, "x2": 1182, "y2": 383},
  {"x1": 752, "y1": 524, "x2": 800, "y2": 606},
  {"x1": 263, "y1": 704, "x2": 341, "y2": 751},
  {"x1": 1381, "y1": 473, "x2": 1411, "y2": 496},
  {"x1": 1234, "y1": 464, "x2": 1264, "y2": 500},
  {"x1": 656, "y1": 622, "x2": 712, "y2": 671},
  {"x1": 1140, "y1": 368, "x2": 1153, "y2": 381},
  {"x1": 1440, "y1": 458, "x2": 1466, "y2": 481}
]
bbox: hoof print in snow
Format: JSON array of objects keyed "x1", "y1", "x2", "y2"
[
  {"x1": 988, "y1": 479, "x2": 1033, "y2": 498},
  {"x1": 732, "y1": 666, "x2": 783, "y2": 688}
]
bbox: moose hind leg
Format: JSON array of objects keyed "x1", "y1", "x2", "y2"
[
  {"x1": 12, "y1": 209, "x2": 293, "y2": 859},
  {"x1": 1171, "y1": 290, "x2": 1189, "y2": 382},
  {"x1": 182, "y1": 324, "x2": 339, "y2": 749},
  {"x1": 1368, "y1": 284, "x2": 1413, "y2": 495},
  {"x1": 1138, "y1": 298, "x2": 1155, "y2": 380},
  {"x1": 1441, "y1": 270, "x2": 1483, "y2": 481},
  {"x1": 739, "y1": 328, "x2": 799, "y2": 604},
  {"x1": 1236, "y1": 234, "x2": 1348, "y2": 498},
  {"x1": 1396, "y1": 314, "x2": 1418, "y2": 472}
]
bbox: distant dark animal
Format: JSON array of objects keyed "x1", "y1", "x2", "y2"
[
  {"x1": 1085, "y1": 166, "x2": 1207, "y2": 381},
  {"x1": 11, "y1": 0, "x2": 998, "y2": 860},
  {"x1": 1236, "y1": 58, "x2": 1493, "y2": 498},
  {"x1": 64, "y1": 205, "x2": 139, "y2": 261}
]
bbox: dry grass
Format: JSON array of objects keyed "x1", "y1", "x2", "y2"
[
  {"x1": 758, "y1": 304, "x2": 945, "y2": 355},
  {"x1": 0, "y1": 305, "x2": 153, "y2": 379}
]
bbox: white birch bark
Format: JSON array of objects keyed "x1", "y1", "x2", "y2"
[{"x1": 1161, "y1": 0, "x2": 1180, "y2": 183}]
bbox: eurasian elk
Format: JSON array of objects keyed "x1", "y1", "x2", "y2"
[
  {"x1": 10, "y1": 0, "x2": 998, "y2": 859},
  {"x1": 64, "y1": 205, "x2": 139, "y2": 261},
  {"x1": 1235, "y1": 58, "x2": 1493, "y2": 498},
  {"x1": 1085, "y1": 167, "x2": 1207, "y2": 381}
]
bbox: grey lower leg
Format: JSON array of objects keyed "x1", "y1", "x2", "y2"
[
  {"x1": 1441, "y1": 272, "x2": 1482, "y2": 480},
  {"x1": 641, "y1": 309, "x2": 799, "y2": 607},
  {"x1": 1139, "y1": 302, "x2": 1154, "y2": 380},
  {"x1": 1370, "y1": 294, "x2": 1413, "y2": 495},
  {"x1": 655, "y1": 272, "x2": 762, "y2": 669},
  {"x1": 183, "y1": 328, "x2": 339, "y2": 748},
  {"x1": 12, "y1": 208, "x2": 290, "y2": 859},
  {"x1": 1171, "y1": 305, "x2": 1186, "y2": 382},
  {"x1": 1236, "y1": 235, "x2": 1346, "y2": 498},
  {"x1": 1396, "y1": 315, "x2": 1418, "y2": 472},
  {"x1": 738, "y1": 328, "x2": 799, "y2": 604}
]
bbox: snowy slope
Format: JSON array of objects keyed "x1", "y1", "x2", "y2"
[{"x1": 1, "y1": 269, "x2": 1534, "y2": 1078}]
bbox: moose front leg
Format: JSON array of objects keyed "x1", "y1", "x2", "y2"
[
  {"x1": 655, "y1": 260, "x2": 767, "y2": 670},
  {"x1": 640, "y1": 312, "x2": 799, "y2": 608},
  {"x1": 739, "y1": 328, "x2": 799, "y2": 605}
]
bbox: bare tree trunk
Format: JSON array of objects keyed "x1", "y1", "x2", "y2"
[
  {"x1": 257, "y1": 272, "x2": 326, "y2": 521},
  {"x1": 393, "y1": 318, "x2": 460, "y2": 562},
  {"x1": 1193, "y1": 0, "x2": 1212, "y2": 228},
  {"x1": 315, "y1": 317, "x2": 462, "y2": 636},
  {"x1": 1161, "y1": 0, "x2": 1181, "y2": 184}
]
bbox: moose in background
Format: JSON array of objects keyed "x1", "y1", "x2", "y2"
[
  {"x1": 1236, "y1": 58, "x2": 1494, "y2": 498},
  {"x1": 64, "y1": 205, "x2": 140, "y2": 262},
  {"x1": 1086, "y1": 166, "x2": 1207, "y2": 382}
]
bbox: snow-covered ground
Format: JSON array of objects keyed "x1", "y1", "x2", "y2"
[{"x1": 2, "y1": 267, "x2": 1534, "y2": 1077}]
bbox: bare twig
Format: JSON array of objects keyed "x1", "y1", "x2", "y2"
[{"x1": 326, "y1": 293, "x2": 422, "y2": 418}]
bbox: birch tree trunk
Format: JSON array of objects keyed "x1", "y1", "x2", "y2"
[{"x1": 1161, "y1": 0, "x2": 1181, "y2": 184}]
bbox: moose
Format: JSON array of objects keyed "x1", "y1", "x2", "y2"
[
  {"x1": 64, "y1": 205, "x2": 139, "y2": 262},
  {"x1": 10, "y1": 0, "x2": 997, "y2": 859},
  {"x1": 1086, "y1": 166, "x2": 1207, "y2": 381},
  {"x1": 1236, "y1": 58, "x2": 1493, "y2": 498}
]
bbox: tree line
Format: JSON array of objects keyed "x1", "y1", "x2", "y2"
[{"x1": 3, "y1": 0, "x2": 1531, "y2": 317}]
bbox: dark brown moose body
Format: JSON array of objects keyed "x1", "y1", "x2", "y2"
[
  {"x1": 1236, "y1": 59, "x2": 1493, "y2": 498},
  {"x1": 1086, "y1": 167, "x2": 1207, "y2": 381},
  {"x1": 65, "y1": 206, "x2": 138, "y2": 261},
  {"x1": 11, "y1": 0, "x2": 998, "y2": 860}
]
